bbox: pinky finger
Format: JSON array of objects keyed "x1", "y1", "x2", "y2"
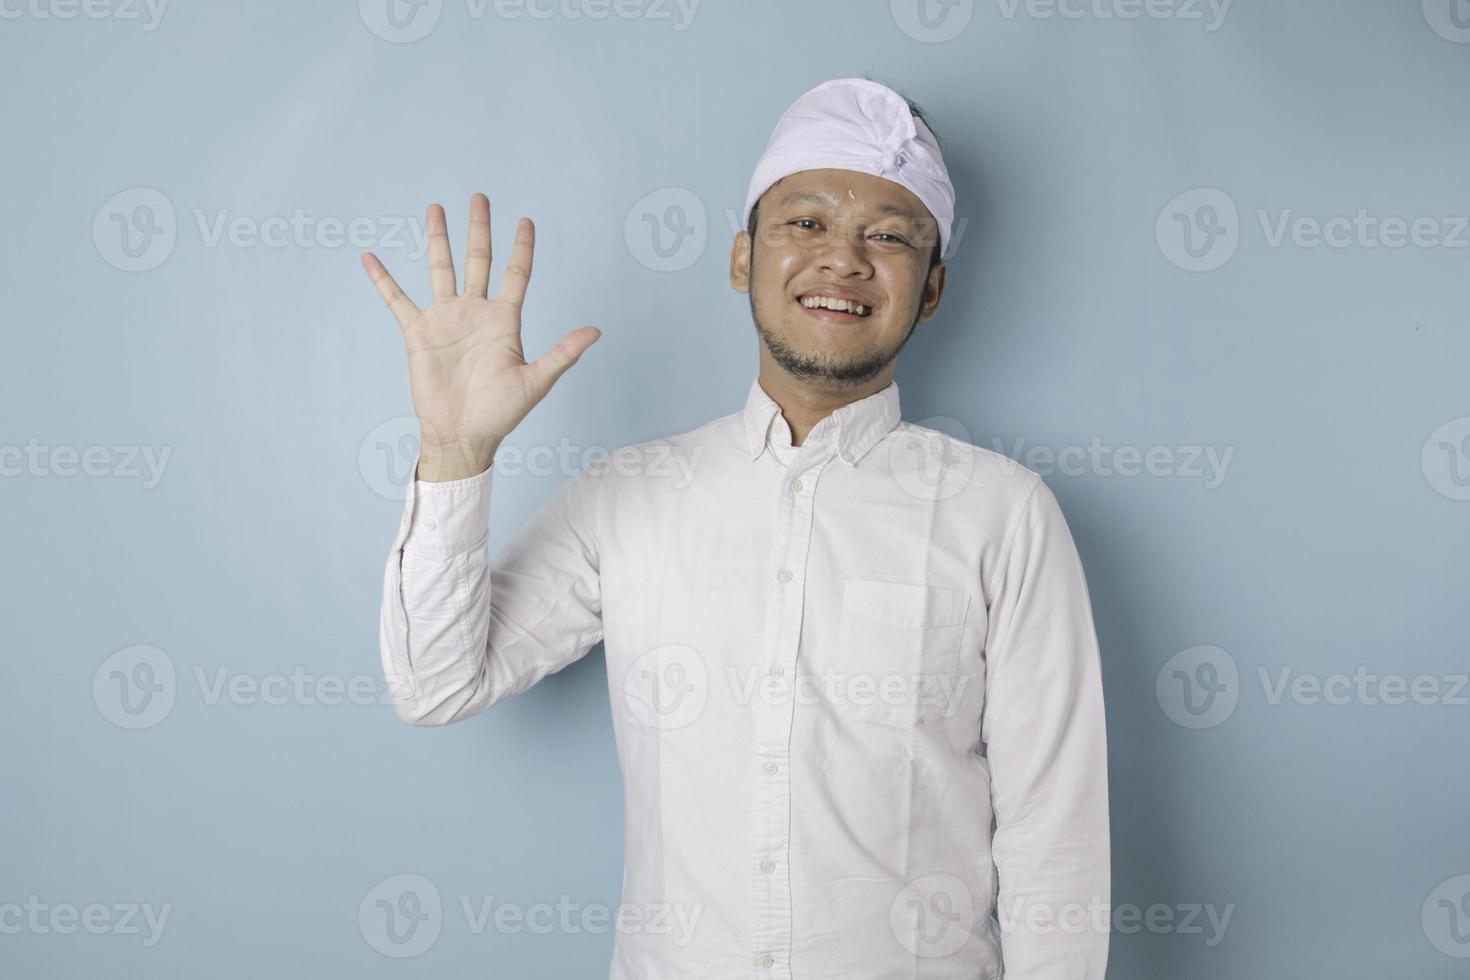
[{"x1": 362, "y1": 252, "x2": 420, "y2": 329}]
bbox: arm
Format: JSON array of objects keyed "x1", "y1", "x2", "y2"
[
  {"x1": 982, "y1": 476, "x2": 1111, "y2": 979},
  {"x1": 379, "y1": 460, "x2": 604, "y2": 726},
  {"x1": 363, "y1": 193, "x2": 603, "y2": 725}
]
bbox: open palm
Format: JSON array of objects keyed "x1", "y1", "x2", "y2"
[{"x1": 362, "y1": 193, "x2": 600, "y2": 480}]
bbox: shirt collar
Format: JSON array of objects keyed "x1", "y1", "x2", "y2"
[{"x1": 740, "y1": 377, "x2": 902, "y2": 466}]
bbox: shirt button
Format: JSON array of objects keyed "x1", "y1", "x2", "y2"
[
  {"x1": 764, "y1": 762, "x2": 778, "y2": 775},
  {"x1": 840, "y1": 450, "x2": 855, "y2": 463},
  {"x1": 768, "y1": 664, "x2": 784, "y2": 677},
  {"x1": 776, "y1": 568, "x2": 793, "y2": 583},
  {"x1": 423, "y1": 517, "x2": 438, "y2": 531},
  {"x1": 758, "y1": 954, "x2": 775, "y2": 969},
  {"x1": 760, "y1": 858, "x2": 776, "y2": 873},
  {"x1": 788, "y1": 477, "x2": 802, "y2": 493}
]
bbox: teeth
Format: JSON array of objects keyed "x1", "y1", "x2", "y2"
[{"x1": 801, "y1": 296, "x2": 868, "y2": 316}]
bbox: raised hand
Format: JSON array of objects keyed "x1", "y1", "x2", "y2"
[{"x1": 363, "y1": 193, "x2": 601, "y2": 481}]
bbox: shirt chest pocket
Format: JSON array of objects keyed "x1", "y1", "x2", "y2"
[{"x1": 834, "y1": 579, "x2": 973, "y2": 729}]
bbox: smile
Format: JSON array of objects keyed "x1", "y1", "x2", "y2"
[{"x1": 795, "y1": 293, "x2": 873, "y2": 321}]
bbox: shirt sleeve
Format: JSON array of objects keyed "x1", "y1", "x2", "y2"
[
  {"x1": 378, "y1": 459, "x2": 606, "y2": 726},
  {"x1": 981, "y1": 475, "x2": 1111, "y2": 979}
]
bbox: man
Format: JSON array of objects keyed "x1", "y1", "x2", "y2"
[{"x1": 365, "y1": 77, "x2": 1110, "y2": 979}]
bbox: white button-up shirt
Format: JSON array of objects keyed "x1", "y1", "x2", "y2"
[{"x1": 379, "y1": 378, "x2": 1110, "y2": 979}]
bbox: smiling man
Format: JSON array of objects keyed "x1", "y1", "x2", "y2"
[{"x1": 366, "y1": 77, "x2": 1110, "y2": 980}]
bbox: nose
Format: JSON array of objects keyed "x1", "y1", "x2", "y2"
[{"x1": 814, "y1": 225, "x2": 874, "y2": 278}]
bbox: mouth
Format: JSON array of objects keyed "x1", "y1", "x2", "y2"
[{"x1": 795, "y1": 292, "x2": 875, "y2": 324}]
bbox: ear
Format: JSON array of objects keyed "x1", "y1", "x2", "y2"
[
  {"x1": 915, "y1": 260, "x2": 946, "y2": 324},
  {"x1": 729, "y1": 230, "x2": 752, "y2": 293}
]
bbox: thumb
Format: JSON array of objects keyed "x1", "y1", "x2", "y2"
[{"x1": 525, "y1": 326, "x2": 601, "y2": 399}]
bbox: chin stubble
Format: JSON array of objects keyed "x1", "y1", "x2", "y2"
[{"x1": 748, "y1": 282, "x2": 918, "y2": 388}]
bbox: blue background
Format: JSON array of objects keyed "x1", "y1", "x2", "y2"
[{"x1": 3, "y1": 0, "x2": 1468, "y2": 976}]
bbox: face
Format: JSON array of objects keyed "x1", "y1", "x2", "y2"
[{"x1": 730, "y1": 168, "x2": 946, "y2": 390}]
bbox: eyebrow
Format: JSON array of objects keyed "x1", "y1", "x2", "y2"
[{"x1": 773, "y1": 191, "x2": 924, "y2": 225}]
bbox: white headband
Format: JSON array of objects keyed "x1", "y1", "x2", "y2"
[{"x1": 742, "y1": 77, "x2": 955, "y2": 255}]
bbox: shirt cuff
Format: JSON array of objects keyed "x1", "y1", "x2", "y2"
[{"x1": 397, "y1": 463, "x2": 493, "y2": 560}]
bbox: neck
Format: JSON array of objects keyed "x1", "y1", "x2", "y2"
[{"x1": 755, "y1": 349, "x2": 893, "y2": 446}]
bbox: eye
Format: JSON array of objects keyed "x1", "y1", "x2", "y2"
[
  {"x1": 789, "y1": 218, "x2": 822, "y2": 231},
  {"x1": 871, "y1": 232, "x2": 913, "y2": 246}
]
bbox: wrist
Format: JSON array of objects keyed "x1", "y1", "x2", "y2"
[{"x1": 415, "y1": 435, "x2": 500, "y2": 483}]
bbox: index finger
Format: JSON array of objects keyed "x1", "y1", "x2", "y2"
[{"x1": 361, "y1": 252, "x2": 420, "y2": 329}]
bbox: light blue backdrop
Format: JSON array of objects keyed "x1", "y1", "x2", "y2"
[{"x1": 3, "y1": 0, "x2": 1468, "y2": 976}]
